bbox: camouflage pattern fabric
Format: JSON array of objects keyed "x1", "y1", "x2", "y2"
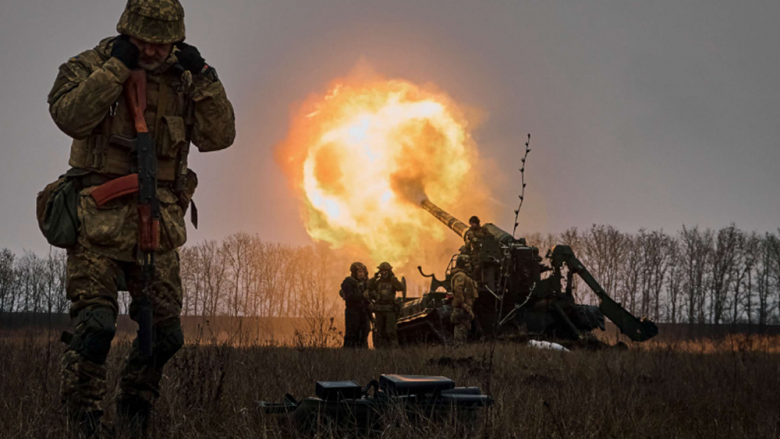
[
  {"x1": 373, "y1": 311, "x2": 399, "y2": 348},
  {"x1": 61, "y1": 244, "x2": 183, "y2": 414},
  {"x1": 117, "y1": 0, "x2": 186, "y2": 44},
  {"x1": 367, "y1": 275, "x2": 404, "y2": 348},
  {"x1": 48, "y1": 36, "x2": 236, "y2": 182},
  {"x1": 450, "y1": 268, "x2": 477, "y2": 342}
]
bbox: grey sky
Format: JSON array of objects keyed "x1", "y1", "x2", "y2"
[{"x1": 1, "y1": 0, "x2": 778, "y2": 255}]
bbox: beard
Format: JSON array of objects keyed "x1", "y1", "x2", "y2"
[{"x1": 138, "y1": 58, "x2": 165, "y2": 72}]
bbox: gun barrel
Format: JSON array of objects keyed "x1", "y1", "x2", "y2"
[{"x1": 421, "y1": 199, "x2": 469, "y2": 238}]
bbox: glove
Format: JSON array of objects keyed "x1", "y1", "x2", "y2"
[
  {"x1": 175, "y1": 42, "x2": 206, "y2": 73},
  {"x1": 111, "y1": 35, "x2": 139, "y2": 70}
]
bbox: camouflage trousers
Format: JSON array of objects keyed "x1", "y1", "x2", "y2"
[
  {"x1": 451, "y1": 308, "x2": 473, "y2": 342},
  {"x1": 372, "y1": 310, "x2": 398, "y2": 348},
  {"x1": 61, "y1": 244, "x2": 184, "y2": 416}
]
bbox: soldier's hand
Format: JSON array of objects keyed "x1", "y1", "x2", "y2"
[
  {"x1": 175, "y1": 42, "x2": 206, "y2": 73},
  {"x1": 111, "y1": 35, "x2": 139, "y2": 70}
]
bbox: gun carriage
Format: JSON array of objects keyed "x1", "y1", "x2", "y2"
[{"x1": 396, "y1": 199, "x2": 658, "y2": 345}]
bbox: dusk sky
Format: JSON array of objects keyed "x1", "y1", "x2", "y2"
[{"x1": 1, "y1": 0, "x2": 778, "y2": 255}]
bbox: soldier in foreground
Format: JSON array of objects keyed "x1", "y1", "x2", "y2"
[
  {"x1": 450, "y1": 255, "x2": 478, "y2": 342},
  {"x1": 367, "y1": 262, "x2": 405, "y2": 348},
  {"x1": 44, "y1": 0, "x2": 235, "y2": 435},
  {"x1": 340, "y1": 262, "x2": 371, "y2": 348}
]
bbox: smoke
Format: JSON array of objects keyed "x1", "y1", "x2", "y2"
[
  {"x1": 274, "y1": 62, "x2": 501, "y2": 273},
  {"x1": 390, "y1": 175, "x2": 429, "y2": 205}
]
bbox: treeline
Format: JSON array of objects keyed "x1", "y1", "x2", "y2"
[
  {"x1": 525, "y1": 225, "x2": 780, "y2": 329},
  {"x1": 1, "y1": 225, "x2": 779, "y2": 329}
]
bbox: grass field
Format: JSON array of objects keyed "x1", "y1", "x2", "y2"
[{"x1": 1, "y1": 330, "x2": 779, "y2": 438}]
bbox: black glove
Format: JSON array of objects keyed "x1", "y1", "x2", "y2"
[
  {"x1": 111, "y1": 35, "x2": 139, "y2": 70},
  {"x1": 175, "y1": 42, "x2": 206, "y2": 73}
]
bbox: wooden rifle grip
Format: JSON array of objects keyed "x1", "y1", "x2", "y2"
[
  {"x1": 124, "y1": 70, "x2": 149, "y2": 133},
  {"x1": 137, "y1": 204, "x2": 160, "y2": 252}
]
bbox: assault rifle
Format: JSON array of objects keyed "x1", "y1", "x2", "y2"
[{"x1": 125, "y1": 70, "x2": 158, "y2": 358}]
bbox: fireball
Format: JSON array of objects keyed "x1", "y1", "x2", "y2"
[{"x1": 276, "y1": 74, "x2": 485, "y2": 266}]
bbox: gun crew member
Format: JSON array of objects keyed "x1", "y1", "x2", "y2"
[
  {"x1": 367, "y1": 262, "x2": 405, "y2": 348},
  {"x1": 450, "y1": 255, "x2": 478, "y2": 342}
]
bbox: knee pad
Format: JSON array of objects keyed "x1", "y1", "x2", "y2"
[
  {"x1": 70, "y1": 306, "x2": 116, "y2": 364},
  {"x1": 154, "y1": 320, "x2": 184, "y2": 368}
]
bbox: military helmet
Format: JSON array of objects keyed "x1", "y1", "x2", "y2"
[
  {"x1": 117, "y1": 0, "x2": 186, "y2": 44},
  {"x1": 455, "y1": 254, "x2": 470, "y2": 268},
  {"x1": 469, "y1": 215, "x2": 480, "y2": 225},
  {"x1": 377, "y1": 262, "x2": 393, "y2": 271},
  {"x1": 350, "y1": 262, "x2": 367, "y2": 276}
]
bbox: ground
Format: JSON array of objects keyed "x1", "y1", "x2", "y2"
[{"x1": 0, "y1": 331, "x2": 778, "y2": 438}]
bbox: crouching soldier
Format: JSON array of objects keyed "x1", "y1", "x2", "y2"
[
  {"x1": 341, "y1": 262, "x2": 371, "y2": 348},
  {"x1": 367, "y1": 262, "x2": 404, "y2": 348},
  {"x1": 450, "y1": 255, "x2": 478, "y2": 342},
  {"x1": 42, "y1": 0, "x2": 236, "y2": 435}
]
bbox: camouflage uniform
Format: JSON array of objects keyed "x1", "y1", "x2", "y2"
[
  {"x1": 47, "y1": 0, "x2": 235, "y2": 429},
  {"x1": 340, "y1": 265, "x2": 371, "y2": 349},
  {"x1": 367, "y1": 263, "x2": 404, "y2": 348},
  {"x1": 464, "y1": 225, "x2": 489, "y2": 282},
  {"x1": 450, "y1": 267, "x2": 478, "y2": 342}
]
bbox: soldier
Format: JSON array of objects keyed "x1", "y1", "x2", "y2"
[
  {"x1": 340, "y1": 262, "x2": 371, "y2": 348},
  {"x1": 46, "y1": 0, "x2": 235, "y2": 435},
  {"x1": 463, "y1": 216, "x2": 489, "y2": 282},
  {"x1": 367, "y1": 262, "x2": 405, "y2": 348},
  {"x1": 450, "y1": 255, "x2": 478, "y2": 342}
]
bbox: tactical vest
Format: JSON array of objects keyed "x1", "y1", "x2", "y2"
[
  {"x1": 68, "y1": 68, "x2": 190, "y2": 181},
  {"x1": 374, "y1": 278, "x2": 398, "y2": 304}
]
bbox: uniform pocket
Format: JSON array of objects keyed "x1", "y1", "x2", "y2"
[
  {"x1": 78, "y1": 186, "x2": 136, "y2": 249},
  {"x1": 159, "y1": 188, "x2": 187, "y2": 251},
  {"x1": 158, "y1": 115, "x2": 187, "y2": 159}
]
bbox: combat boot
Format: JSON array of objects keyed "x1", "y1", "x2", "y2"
[{"x1": 116, "y1": 396, "x2": 151, "y2": 438}]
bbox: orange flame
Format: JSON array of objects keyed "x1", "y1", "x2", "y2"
[{"x1": 276, "y1": 72, "x2": 490, "y2": 267}]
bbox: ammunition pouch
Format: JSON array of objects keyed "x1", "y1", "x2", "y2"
[
  {"x1": 36, "y1": 170, "x2": 85, "y2": 249},
  {"x1": 159, "y1": 115, "x2": 187, "y2": 159},
  {"x1": 69, "y1": 306, "x2": 117, "y2": 365}
]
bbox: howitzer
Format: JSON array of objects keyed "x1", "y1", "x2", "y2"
[
  {"x1": 125, "y1": 70, "x2": 158, "y2": 358},
  {"x1": 396, "y1": 199, "x2": 658, "y2": 344}
]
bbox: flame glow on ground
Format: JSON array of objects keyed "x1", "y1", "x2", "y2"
[{"x1": 277, "y1": 76, "x2": 487, "y2": 266}]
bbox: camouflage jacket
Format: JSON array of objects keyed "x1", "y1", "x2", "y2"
[
  {"x1": 46, "y1": 37, "x2": 236, "y2": 262},
  {"x1": 367, "y1": 275, "x2": 404, "y2": 305},
  {"x1": 48, "y1": 36, "x2": 236, "y2": 180},
  {"x1": 451, "y1": 268, "x2": 477, "y2": 310},
  {"x1": 464, "y1": 226, "x2": 489, "y2": 255}
]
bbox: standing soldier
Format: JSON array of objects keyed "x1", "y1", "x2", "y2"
[
  {"x1": 450, "y1": 255, "x2": 478, "y2": 342},
  {"x1": 340, "y1": 262, "x2": 371, "y2": 348},
  {"x1": 463, "y1": 215, "x2": 489, "y2": 282},
  {"x1": 44, "y1": 0, "x2": 235, "y2": 435},
  {"x1": 367, "y1": 262, "x2": 405, "y2": 348}
]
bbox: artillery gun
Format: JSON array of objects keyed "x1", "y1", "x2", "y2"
[{"x1": 396, "y1": 199, "x2": 658, "y2": 345}]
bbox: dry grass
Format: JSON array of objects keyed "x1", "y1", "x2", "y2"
[{"x1": 0, "y1": 330, "x2": 778, "y2": 439}]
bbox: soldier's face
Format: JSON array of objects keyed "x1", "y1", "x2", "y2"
[
  {"x1": 380, "y1": 270, "x2": 390, "y2": 279},
  {"x1": 470, "y1": 222, "x2": 479, "y2": 230},
  {"x1": 357, "y1": 269, "x2": 367, "y2": 280},
  {"x1": 129, "y1": 36, "x2": 173, "y2": 70}
]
